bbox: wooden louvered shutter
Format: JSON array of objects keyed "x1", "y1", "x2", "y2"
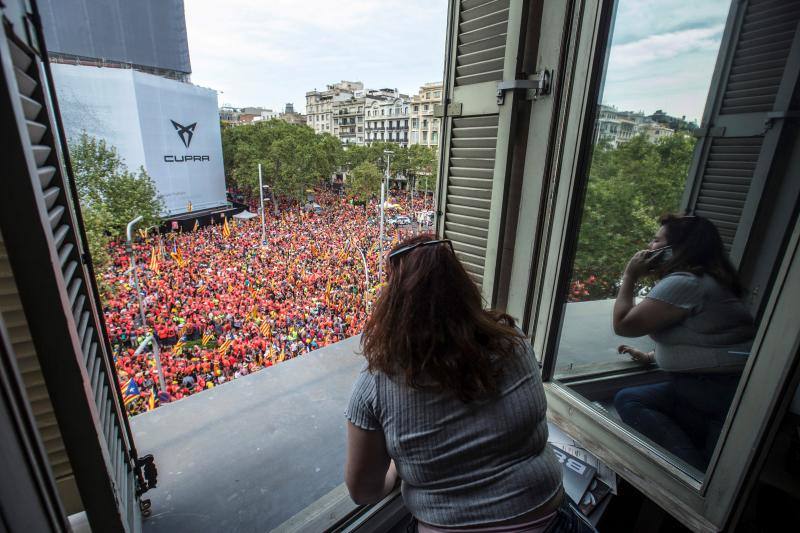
[
  {"x1": 0, "y1": 4, "x2": 149, "y2": 531},
  {"x1": 684, "y1": 0, "x2": 800, "y2": 263},
  {"x1": 438, "y1": 0, "x2": 526, "y2": 304}
]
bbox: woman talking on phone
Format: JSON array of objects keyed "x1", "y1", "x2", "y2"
[
  {"x1": 612, "y1": 214, "x2": 755, "y2": 470},
  {"x1": 344, "y1": 235, "x2": 595, "y2": 532}
]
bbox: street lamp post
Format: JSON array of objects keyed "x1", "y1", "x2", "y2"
[
  {"x1": 126, "y1": 216, "x2": 167, "y2": 393},
  {"x1": 379, "y1": 150, "x2": 393, "y2": 283},
  {"x1": 258, "y1": 163, "x2": 266, "y2": 245}
]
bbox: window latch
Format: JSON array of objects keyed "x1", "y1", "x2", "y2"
[{"x1": 496, "y1": 70, "x2": 552, "y2": 105}]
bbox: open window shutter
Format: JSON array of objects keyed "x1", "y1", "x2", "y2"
[
  {"x1": 438, "y1": 0, "x2": 526, "y2": 304},
  {"x1": 684, "y1": 0, "x2": 800, "y2": 264},
  {"x1": 0, "y1": 4, "x2": 150, "y2": 531}
]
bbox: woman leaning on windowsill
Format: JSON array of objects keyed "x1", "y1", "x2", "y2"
[
  {"x1": 613, "y1": 214, "x2": 755, "y2": 471},
  {"x1": 344, "y1": 235, "x2": 596, "y2": 533}
]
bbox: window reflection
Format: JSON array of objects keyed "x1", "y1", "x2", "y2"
[
  {"x1": 554, "y1": 0, "x2": 742, "y2": 476},
  {"x1": 611, "y1": 215, "x2": 755, "y2": 471}
]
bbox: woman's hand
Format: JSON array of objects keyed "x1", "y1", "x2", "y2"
[
  {"x1": 623, "y1": 250, "x2": 650, "y2": 280},
  {"x1": 618, "y1": 345, "x2": 655, "y2": 364}
]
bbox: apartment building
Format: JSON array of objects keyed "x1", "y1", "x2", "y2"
[
  {"x1": 595, "y1": 104, "x2": 675, "y2": 147},
  {"x1": 364, "y1": 89, "x2": 410, "y2": 146},
  {"x1": 332, "y1": 95, "x2": 366, "y2": 145},
  {"x1": 305, "y1": 80, "x2": 363, "y2": 135},
  {"x1": 409, "y1": 82, "x2": 442, "y2": 148}
]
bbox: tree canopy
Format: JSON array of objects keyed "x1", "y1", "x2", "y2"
[
  {"x1": 570, "y1": 133, "x2": 696, "y2": 300},
  {"x1": 348, "y1": 161, "x2": 383, "y2": 202},
  {"x1": 222, "y1": 120, "x2": 341, "y2": 203},
  {"x1": 335, "y1": 142, "x2": 438, "y2": 196},
  {"x1": 70, "y1": 133, "x2": 164, "y2": 271}
]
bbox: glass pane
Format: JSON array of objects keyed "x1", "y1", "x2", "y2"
[{"x1": 554, "y1": 0, "x2": 753, "y2": 478}]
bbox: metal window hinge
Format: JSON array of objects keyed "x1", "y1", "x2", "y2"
[{"x1": 496, "y1": 70, "x2": 552, "y2": 105}]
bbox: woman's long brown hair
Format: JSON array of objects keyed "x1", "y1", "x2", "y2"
[
  {"x1": 361, "y1": 234, "x2": 524, "y2": 402},
  {"x1": 657, "y1": 213, "x2": 744, "y2": 296}
]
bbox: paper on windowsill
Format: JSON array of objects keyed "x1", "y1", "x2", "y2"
[{"x1": 548, "y1": 422, "x2": 618, "y2": 494}]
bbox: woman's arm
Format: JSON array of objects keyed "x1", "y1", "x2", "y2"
[
  {"x1": 613, "y1": 251, "x2": 689, "y2": 337},
  {"x1": 345, "y1": 421, "x2": 398, "y2": 505}
]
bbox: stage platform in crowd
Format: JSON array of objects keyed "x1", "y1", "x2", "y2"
[{"x1": 161, "y1": 202, "x2": 246, "y2": 232}]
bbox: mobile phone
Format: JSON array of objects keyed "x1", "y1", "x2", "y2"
[{"x1": 645, "y1": 245, "x2": 672, "y2": 268}]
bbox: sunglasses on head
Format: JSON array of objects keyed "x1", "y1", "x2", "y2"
[{"x1": 388, "y1": 239, "x2": 454, "y2": 262}]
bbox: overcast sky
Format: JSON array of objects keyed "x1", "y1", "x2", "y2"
[
  {"x1": 602, "y1": 0, "x2": 730, "y2": 123},
  {"x1": 183, "y1": 0, "x2": 448, "y2": 112},
  {"x1": 184, "y1": 0, "x2": 730, "y2": 123}
]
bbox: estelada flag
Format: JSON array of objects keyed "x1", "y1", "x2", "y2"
[
  {"x1": 173, "y1": 340, "x2": 186, "y2": 355},
  {"x1": 218, "y1": 338, "x2": 232, "y2": 354},
  {"x1": 121, "y1": 378, "x2": 140, "y2": 406},
  {"x1": 149, "y1": 246, "x2": 159, "y2": 273},
  {"x1": 202, "y1": 332, "x2": 214, "y2": 346},
  {"x1": 222, "y1": 217, "x2": 231, "y2": 238}
]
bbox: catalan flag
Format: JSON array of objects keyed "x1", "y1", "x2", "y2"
[
  {"x1": 173, "y1": 339, "x2": 186, "y2": 355},
  {"x1": 149, "y1": 246, "x2": 159, "y2": 273},
  {"x1": 277, "y1": 347, "x2": 286, "y2": 363},
  {"x1": 259, "y1": 320, "x2": 270, "y2": 337},
  {"x1": 202, "y1": 331, "x2": 214, "y2": 346},
  {"x1": 218, "y1": 338, "x2": 232, "y2": 354},
  {"x1": 193, "y1": 219, "x2": 199, "y2": 232},
  {"x1": 121, "y1": 378, "x2": 140, "y2": 406},
  {"x1": 138, "y1": 228, "x2": 148, "y2": 240},
  {"x1": 222, "y1": 217, "x2": 231, "y2": 238},
  {"x1": 148, "y1": 390, "x2": 155, "y2": 411}
]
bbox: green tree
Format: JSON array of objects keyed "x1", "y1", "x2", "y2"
[
  {"x1": 70, "y1": 133, "x2": 164, "y2": 271},
  {"x1": 348, "y1": 161, "x2": 382, "y2": 202},
  {"x1": 222, "y1": 120, "x2": 343, "y2": 209},
  {"x1": 570, "y1": 133, "x2": 696, "y2": 300}
]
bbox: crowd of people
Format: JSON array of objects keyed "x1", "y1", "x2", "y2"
[{"x1": 107, "y1": 189, "x2": 430, "y2": 414}]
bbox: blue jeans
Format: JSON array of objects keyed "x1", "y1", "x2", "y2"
[{"x1": 614, "y1": 373, "x2": 741, "y2": 470}]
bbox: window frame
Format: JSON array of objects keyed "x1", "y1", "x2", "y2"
[{"x1": 509, "y1": 0, "x2": 800, "y2": 530}]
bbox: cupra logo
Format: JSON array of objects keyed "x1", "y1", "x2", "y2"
[{"x1": 170, "y1": 120, "x2": 197, "y2": 148}]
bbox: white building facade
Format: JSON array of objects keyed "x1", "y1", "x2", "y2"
[
  {"x1": 365, "y1": 90, "x2": 410, "y2": 146},
  {"x1": 595, "y1": 105, "x2": 675, "y2": 147}
]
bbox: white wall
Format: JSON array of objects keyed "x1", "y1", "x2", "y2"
[{"x1": 51, "y1": 63, "x2": 227, "y2": 215}]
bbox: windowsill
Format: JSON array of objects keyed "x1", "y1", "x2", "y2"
[
  {"x1": 545, "y1": 383, "x2": 715, "y2": 531},
  {"x1": 131, "y1": 335, "x2": 366, "y2": 532}
]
